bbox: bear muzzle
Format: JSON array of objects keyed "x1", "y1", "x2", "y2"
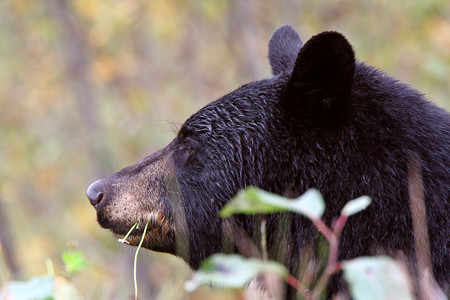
[{"x1": 85, "y1": 146, "x2": 181, "y2": 253}]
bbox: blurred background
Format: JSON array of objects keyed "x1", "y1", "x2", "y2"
[{"x1": 0, "y1": 0, "x2": 448, "y2": 299}]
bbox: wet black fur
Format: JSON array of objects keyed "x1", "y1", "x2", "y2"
[
  {"x1": 172, "y1": 26, "x2": 449, "y2": 295},
  {"x1": 92, "y1": 26, "x2": 450, "y2": 298}
]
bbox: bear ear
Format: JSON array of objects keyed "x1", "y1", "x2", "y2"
[
  {"x1": 280, "y1": 31, "x2": 355, "y2": 127},
  {"x1": 268, "y1": 25, "x2": 303, "y2": 76}
]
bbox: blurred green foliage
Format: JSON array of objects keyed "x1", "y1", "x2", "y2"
[
  {"x1": 62, "y1": 250, "x2": 89, "y2": 277},
  {"x1": 0, "y1": 0, "x2": 448, "y2": 299}
]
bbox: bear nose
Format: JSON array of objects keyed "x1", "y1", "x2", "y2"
[{"x1": 87, "y1": 180, "x2": 104, "y2": 208}]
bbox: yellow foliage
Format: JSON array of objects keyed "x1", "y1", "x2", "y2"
[
  {"x1": 93, "y1": 55, "x2": 117, "y2": 82},
  {"x1": 18, "y1": 235, "x2": 55, "y2": 276},
  {"x1": 7, "y1": 0, "x2": 36, "y2": 15},
  {"x1": 74, "y1": 0, "x2": 102, "y2": 20},
  {"x1": 428, "y1": 17, "x2": 450, "y2": 54},
  {"x1": 37, "y1": 165, "x2": 58, "y2": 190},
  {"x1": 148, "y1": 1, "x2": 182, "y2": 41},
  {"x1": 71, "y1": 202, "x2": 98, "y2": 235},
  {"x1": 199, "y1": 1, "x2": 228, "y2": 21}
]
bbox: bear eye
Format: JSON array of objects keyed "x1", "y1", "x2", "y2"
[{"x1": 186, "y1": 147, "x2": 193, "y2": 155}]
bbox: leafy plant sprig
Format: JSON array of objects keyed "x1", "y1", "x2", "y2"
[
  {"x1": 186, "y1": 187, "x2": 412, "y2": 300},
  {"x1": 118, "y1": 221, "x2": 149, "y2": 300}
]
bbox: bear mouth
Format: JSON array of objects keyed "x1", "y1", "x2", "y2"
[
  {"x1": 96, "y1": 209, "x2": 174, "y2": 248},
  {"x1": 100, "y1": 217, "x2": 167, "y2": 236},
  {"x1": 96, "y1": 208, "x2": 170, "y2": 233},
  {"x1": 109, "y1": 219, "x2": 176, "y2": 253},
  {"x1": 111, "y1": 224, "x2": 149, "y2": 236}
]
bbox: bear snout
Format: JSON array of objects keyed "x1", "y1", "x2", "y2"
[{"x1": 87, "y1": 179, "x2": 105, "y2": 208}]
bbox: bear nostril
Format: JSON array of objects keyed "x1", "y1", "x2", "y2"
[{"x1": 87, "y1": 180, "x2": 105, "y2": 208}]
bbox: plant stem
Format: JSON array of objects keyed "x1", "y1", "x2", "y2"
[
  {"x1": 332, "y1": 215, "x2": 348, "y2": 236},
  {"x1": 45, "y1": 258, "x2": 55, "y2": 277},
  {"x1": 311, "y1": 234, "x2": 339, "y2": 299},
  {"x1": 311, "y1": 215, "x2": 348, "y2": 299},
  {"x1": 312, "y1": 219, "x2": 334, "y2": 243},
  {"x1": 285, "y1": 274, "x2": 312, "y2": 300},
  {"x1": 118, "y1": 222, "x2": 139, "y2": 244},
  {"x1": 261, "y1": 218, "x2": 268, "y2": 261},
  {"x1": 0, "y1": 246, "x2": 8, "y2": 284},
  {"x1": 134, "y1": 222, "x2": 149, "y2": 300}
]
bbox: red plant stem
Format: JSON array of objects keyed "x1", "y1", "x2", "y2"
[
  {"x1": 332, "y1": 215, "x2": 348, "y2": 236},
  {"x1": 284, "y1": 216, "x2": 350, "y2": 299},
  {"x1": 286, "y1": 274, "x2": 312, "y2": 300},
  {"x1": 310, "y1": 215, "x2": 348, "y2": 299},
  {"x1": 312, "y1": 236, "x2": 339, "y2": 299},
  {"x1": 312, "y1": 218, "x2": 334, "y2": 243},
  {"x1": 261, "y1": 218, "x2": 268, "y2": 261}
]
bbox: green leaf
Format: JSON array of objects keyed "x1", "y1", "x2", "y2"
[
  {"x1": 62, "y1": 250, "x2": 89, "y2": 276},
  {"x1": 341, "y1": 196, "x2": 371, "y2": 217},
  {"x1": 1, "y1": 276, "x2": 55, "y2": 300},
  {"x1": 343, "y1": 256, "x2": 413, "y2": 300},
  {"x1": 220, "y1": 187, "x2": 325, "y2": 220},
  {"x1": 1, "y1": 276, "x2": 81, "y2": 300},
  {"x1": 184, "y1": 254, "x2": 288, "y2": 292}
]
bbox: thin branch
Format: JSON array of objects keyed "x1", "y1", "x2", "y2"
[
  {"x1": 285, "y1": 274, "x2": 312, "y2": 300},
  {"x1": 311, "y1": 234, "x2": 340, "y2": 299},
  {"x1": 312, "y1": 218, "x2": 334, "y2": 243},
  {"x1": 311, "y1": 215, "x2": 349, "y2": 299},
  {"x1": 261, "y1": 218, "x2": 268, "y2": 261},
  {"x1": 332, "y1": 215, "x2": 348, "y2": 236}
]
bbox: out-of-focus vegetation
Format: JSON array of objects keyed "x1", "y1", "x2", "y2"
[
  {"x1": 0, "y1": 0, "x2": 448, "y2": 299},
  {"x1": 188, "y1": 187, "x2": 415, "y2": 300}
]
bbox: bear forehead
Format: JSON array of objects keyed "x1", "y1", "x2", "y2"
[{"x1": 180, "y1": 77, "x2": 286, "y2": 136}]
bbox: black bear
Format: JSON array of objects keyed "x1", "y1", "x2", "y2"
[{"x1": 87, "y1": 25, "x2": 449, "y2": 297}]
